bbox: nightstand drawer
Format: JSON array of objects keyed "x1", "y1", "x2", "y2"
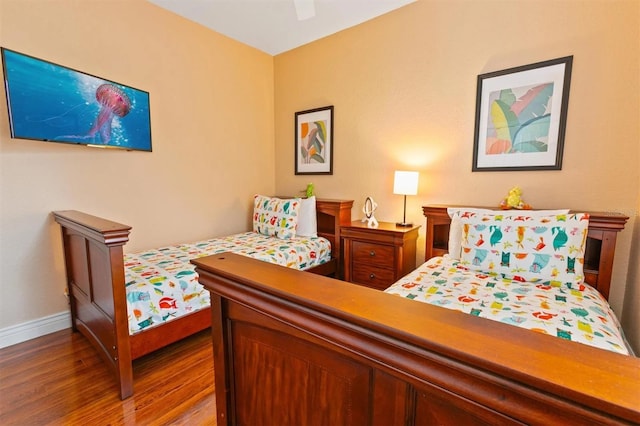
[
  {"x1": 352, "y1": 241, "x2": 395, "y2": 267},
  {"x1": 351, "y1": 264, "x2": 396, "y2": 290},
  {"x1": 342, "y1": 221, "x2": 420, "y2": 291}
]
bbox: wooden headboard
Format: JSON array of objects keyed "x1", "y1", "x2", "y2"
[
  {"x1": 422, "y1": 205, "x2": 629, "y2": 300},
  {"x1": 316, "y1": 198, "x2": 354, "y2": 274}
]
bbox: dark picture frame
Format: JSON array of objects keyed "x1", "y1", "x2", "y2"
[
  {"x1": 295, "y1": 105, "x2": 333, "y2": 175},
  {"x1": 472, "y1": 56, "x2": 572, "y2": 171}
]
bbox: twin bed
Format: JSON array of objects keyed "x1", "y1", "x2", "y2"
[
  {"x1": 385, "y1": 207, "x2": 632, "y2": 355},
  {"x1": 53, "y1": 196, "x2": 353, "y2": 399},
  {"x1": 192, "y1": 205, "x2": 639, "y2": 425}
]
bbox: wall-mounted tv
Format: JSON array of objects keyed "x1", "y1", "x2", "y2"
[{"x1": 1, "y1": 48, "x2": 152, "y2": 151}]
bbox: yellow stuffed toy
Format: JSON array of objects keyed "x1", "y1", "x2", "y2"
[{"x1": 499, "y1": 186, "x2": 532, "y2": 210}]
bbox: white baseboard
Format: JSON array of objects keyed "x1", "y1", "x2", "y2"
[{"x1": 0, "y1": 311, "x2": 71, "y2": 349}]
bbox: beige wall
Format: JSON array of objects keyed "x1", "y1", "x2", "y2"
[
  {"x1": 1, "y1": 0, "x2": 638, "y2": 354},
  {"x1": 0, "y1": 0, "x2": 275, "y2": 330},
  {"x1": 274, "y1": 1, "x2": 640, "y2": 351}
]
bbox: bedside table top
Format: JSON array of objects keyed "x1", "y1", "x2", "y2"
[{"x1": 344, "y1": 221, "x2": 420, "y2": 234}]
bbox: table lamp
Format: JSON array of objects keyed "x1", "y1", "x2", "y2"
[{"x1": 393, "y1": 170, "x2": 419, "y2": 227}]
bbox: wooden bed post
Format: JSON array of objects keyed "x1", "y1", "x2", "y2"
[
  {"x1": 316, "y1": 198, "x2": 354, "y2": 278},
  {"x1": 584, "y1": 212, "x2": 629, "y2": 300},
  {"x1": 53, "y1": 211, "x2": 134, "y2": 399}
]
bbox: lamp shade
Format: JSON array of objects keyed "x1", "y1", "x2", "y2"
[{"x1": 393, "y1": 171, "x2": 419, "y2": 196}]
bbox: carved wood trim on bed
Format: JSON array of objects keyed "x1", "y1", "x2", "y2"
[
  {"x1": 52, "y1": 198, "x2": 353, "y2": 399},
  {"x1": 423, "y1": 205, "x2": 629, "y2": 300},
  {"x1": 193, "y1": 252, "x2": 640, "y2": 425}
]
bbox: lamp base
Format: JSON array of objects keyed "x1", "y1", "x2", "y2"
[{"x1": 396, "y1": 222, "x2": 413, "y2": 227}]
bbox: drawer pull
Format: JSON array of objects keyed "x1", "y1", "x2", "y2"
[
  {"x1": 369, "y1": 250, "x2": 376, "y2": 257},
  {"x1": 369, "y1": 273, "x2": 376, "y2": 279}
]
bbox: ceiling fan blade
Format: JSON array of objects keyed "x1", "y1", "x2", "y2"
[{"x1": 293, "y1": 0, "x2": 315, "y2": 21}]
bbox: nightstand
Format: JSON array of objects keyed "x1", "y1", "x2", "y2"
[{"x1": 342, "y1": 221, "x2": 420, "y2": 290}]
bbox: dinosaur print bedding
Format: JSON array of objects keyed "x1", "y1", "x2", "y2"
[
  {"x1": 385, "y1": 256, "x2": 631, "y2": 355},
  {"x1": 124, "y1": 231, "x2": 331, "y2": 335}
]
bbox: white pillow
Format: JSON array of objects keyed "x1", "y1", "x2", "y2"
[
  {"x1": 448, "y1": 213, "x2": 463, "y2": 259},
  {"x1": 296, "y1": 196, "x2": 317, "y2": 237},
  {"x1": 446, "y1": 208, "x2": 571, "y2": 259}
]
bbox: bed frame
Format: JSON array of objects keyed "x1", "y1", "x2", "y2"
[
  {"x1": 192, "y1": 207, "x2": 639, "y2": 425},
  {"x1": 52, "y1": 198, "x2": 353, "y2": 399}
]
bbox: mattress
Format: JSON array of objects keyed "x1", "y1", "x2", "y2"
[
  {"x1": 124, "y1": 231, "x2": 331, "y2": 335},
  {"x1": 384, "y1": 256, "x2": 630, "y2": 355}
]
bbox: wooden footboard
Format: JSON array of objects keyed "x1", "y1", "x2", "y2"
[
  {"x1": 54, "y1": 210, "x2": 206, "y2": 398},
  {"x1": 53, "y1": 198, "x2": 353, "y2": 399},
  {"x1": 53, "y1": 211, "x2": 134, "y2": 398},
  {"x1": 193, "y1": 253, "x2": 640, "y2": 425}
]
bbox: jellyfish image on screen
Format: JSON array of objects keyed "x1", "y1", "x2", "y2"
[
  {"x1": 87, "y1": 83, "x2": 132, "y2": 144},
  {"x1": 57, "y1": 83, "x2": 132, "y2": 145}
]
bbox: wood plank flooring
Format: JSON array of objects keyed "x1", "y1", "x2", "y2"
[{"x1": 0, "y1": 328, "x2": 216, "y2": 425}]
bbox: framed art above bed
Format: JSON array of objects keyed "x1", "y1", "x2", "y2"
[
  {"x1": 472, "y1": 56, "x2": 573, "y2": 171},
  {"x1": 294, "y1": 105, "x2": 333, "y2": 175}
]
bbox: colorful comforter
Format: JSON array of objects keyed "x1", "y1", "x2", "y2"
[
  {"x1": 384, "y1": 256, "x2": 630, "y2": 355},
  {"x1": 125, "y1": 232, "x2": 331, "y2": 335}
]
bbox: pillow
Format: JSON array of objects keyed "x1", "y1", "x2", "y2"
[
  {"x1": 296, "y1": 196, "x2": 317, "y2": 237},
  {"x1": 253, "y1": 195, "x2": 301, "y2": 240},
  {"x1": 457, "y1": 210, "x2": 589, "y2": 290},
  {"x1": 447, "y1": 208, "x2": 496, "y2": 259},
  {"x1": 447, "y1": 208, "x2": 571, "y2": 259}
]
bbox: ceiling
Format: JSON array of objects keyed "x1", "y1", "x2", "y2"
[{"x1": 147, "y1": 0, "x2": 416, "y2": 56}]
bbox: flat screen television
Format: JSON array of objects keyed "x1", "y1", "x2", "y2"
[{"x1": 1, "y1": 48, "x2": 152, "y2": 151}]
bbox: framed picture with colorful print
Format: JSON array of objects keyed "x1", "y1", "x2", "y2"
[
  {"x1": 472, "y1": 56, "x2": 572, "y2": 171},
  {"x1": 295, "y1": 105, "x2": 333, "y2": 175}
]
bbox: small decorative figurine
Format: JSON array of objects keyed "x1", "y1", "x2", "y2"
[
  {"x1": 362, "y1": 197, "x2": 379, "y2": 228},
  {"x1": 305, "y1": 183, "x2": 314, "y2": 197},
  {"x1": 499, "y1": 186, "x2": 532, "y2": 210}
]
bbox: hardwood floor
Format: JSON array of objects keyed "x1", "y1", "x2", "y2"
[{"x1": 0, "y1": 328, "x2": 216, "y2": 425}]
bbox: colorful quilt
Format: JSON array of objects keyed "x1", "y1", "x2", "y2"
[
  {"x1": 125, "y1": 232, "x2": 331, "y2": 335},
  {"x1": 384, "y1": 256, "x2": 630, "y2": 355}
]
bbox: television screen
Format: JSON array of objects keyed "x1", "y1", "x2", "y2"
[{"x1": 1, "y1": 48, "x2": 152, "y2": 151}]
